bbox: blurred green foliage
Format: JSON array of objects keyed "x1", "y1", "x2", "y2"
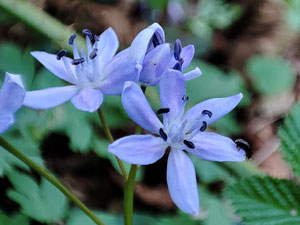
[
  {"x1": 246, "y1": 55, "x2": 296, "y2": 95},
  {"x1": 6, "y1": 171, "x2": 68, "y2": 223}
]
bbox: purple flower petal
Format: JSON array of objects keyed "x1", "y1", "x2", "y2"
[
  {"x1": 96, "y1": 27, "x2": 119, "y2": 70},
  {"x1": 31, "y1": 51, "x2": 75, "y2": 84},
  {"x1": 122, "y1": 81, "x2": 163, "y2": 134},
  {"x1": 184, "y1": 67, "x2": 202, "y2": 80},
  {"x1": 0, "y1": 114, "x2": 14, "y2": 134},
  {"x1": 139, "y1": 43, "x2": 172, "y2": 86},
  {"x1": 128, "y1": 23, "x2": 165, "y2": 65},
  {"x1": 99, "y1": 58, "x2": 139, "y2": 95},
  {"x1": 24, "y1": 85, "x2": 79, "y2": 110},
  {"x1": 167, "y1": 150, "x2": 199, "y2": 215},
  {"x1": 181, "y1": 45, "x2": 195, "y2": 71},
  {"x1": 159, "y1": 69, "x2": 186, "y2": 124},
  {"x1": 0, "y1": 73, "x2": 25, "y2": 114},
  {"x1": 71, "y1": 88, "x2": 103, "y2": 112},
  {"x1": 109, "y1": 134, "x2": 167, "y2": 165},
  {"x1": 168, "y1": 45, "x2": 195, "y2": 71},
  {"x1": 188, "y1": 132, "x2": 246, "y2": 162},
  {"x1": 184, "y1": 93, "x2": 243, "y2": 132}
]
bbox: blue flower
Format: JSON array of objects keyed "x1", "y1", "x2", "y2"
[
  {"x1": 0, "y1": 73, "x2": 25, "y2": 134},
  {"x1": 127, "y1": 23, "x2": 202, "y2": 86},
  {"x1": 108, "y1": 69, "x2": 245, "y2": 215},
  {"x1": 24, "y1": 28, "x2": 139, "y2": 112}
]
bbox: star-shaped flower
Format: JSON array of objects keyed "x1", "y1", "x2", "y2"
[
  {"x1": 0, "y1": 73, "x2": 25, "y2": 134},
  {"x1": 24, "y1": 28, "x2": 139, "y2": 112},
  {"x1": 127, "y1": 23, "x2": 202, "y2": 86},
  {"x1": 109, "y1": 69, "x2": 245, "y2": 214}
]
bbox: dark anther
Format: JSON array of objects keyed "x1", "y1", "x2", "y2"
[
  {"x1": 72, "y1": 58, "x2": 85, "y2": 65},
  {"x1": 200, "y1": 121, "x2": 207, "y2": 132},
  {"x1": 174, "y1": 39, "x2": 182, "y2": 60},
  {"x1": 82, "y1": 29, "x2": 93, "y2": 40},
  {"x1": 159, "y1": 128, "x2": 168, "y2": 142},
  {"x1": 69, "y1": 33, "x2": 77, "y2": 45},
  {"x1": 94, "y1": 35, "x2": 100, "y2": 41},
  {"x1": 202, "y1": 110, "x2": 213, "y2": 118},
  {"x1": 56, "y1": 49, "x2": 67, "y2": 60},
  {"x1": 152, "y1": 32, "x2": 164, "y2": 47},
  {"x1": 183, "y1": 140, "x2": 195, "y2": 149},
  {"x1": 89, "y1": 48, "x2": 98, "y2": 59},
  {"x1": 179, "y1": 58, "x2": 184, "y2": 65},
  {"x1": 157, "y1": 108, "x2": 170, "y2": 114},
  {"x1": 173, "y1": 62, "x2": 182, "y2": 71},
  {"x1": 182, "y1": 95, "x2": 189, "y2": 101}
]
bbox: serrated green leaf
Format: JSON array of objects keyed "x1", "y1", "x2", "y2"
[
  {"x1": 7, "y1": 171, "x2": 68, "y2": 223},
  {"x1": 0, "y1": 211, "x2": 30, "y2": 225},
  {"x1": 226, "y1": 176, "x2": 300, "y2": 225},
  {"x1": 246, "y1": 55, "x2": 296, "y2": 95},
  {"x1": 279, "y1": 101, "x2": 300, "y2": 178}
]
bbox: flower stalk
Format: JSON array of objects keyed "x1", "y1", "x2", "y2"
[
  {"x1": 0, "y1": 136, "x2": 105, "y2": 225},
  {"x1": 97, "y1": 108, "x2": 128, "y2": 179},
  {"x1": 124, "y1": 164, "x2": 138, "y2": 225}
]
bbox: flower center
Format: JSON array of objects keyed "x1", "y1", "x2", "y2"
[{"x1": 56, "y1": 30, "x2": 103, "y2": 88}]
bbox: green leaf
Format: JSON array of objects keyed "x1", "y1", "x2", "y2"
[
  {"x1": 7, "y1": 171, "x2": 68, "y2": 223},
  {"x1": 226, "y1": 176, "x2": 300, "y2": 224},
  {"x1": 67, "y1": 209, "x2": 122, "y2": 225},
  {"x1": 190, "y1": 155, "x2": 257, "y2": 184},
  {"x1": 278, "y1": 101, "x2": 300, "y2": 178},
  {"x1": 0, "y1": 211, "x2": 30, "y2": 225},
  {"x1": 146, "y1": 0, "x2": 168, "y2": 10},
  {"x1": 203, "y1": 198, "x2": 232, "y2": 225},
  {"x1": 284, "y1": 0, "x2": 300, "y2": 32},
  {"x1": 186, "y1": 60, "x2": 249, "y2": 107},
  {"x1": 0, "y1": 42, "x2": 35, "y2": 86},
  {"x1": 0, "y1": 135, "x2": 43, "y2": 176},
  {"x1": 246, "y1": 55, "x2": 296, "y2": 95}
]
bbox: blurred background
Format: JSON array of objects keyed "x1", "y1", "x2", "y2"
[{"x1": 0, "y1": 0, "x2": 299, "y2": 224}]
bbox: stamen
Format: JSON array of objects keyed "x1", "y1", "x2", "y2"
[
  {"x1": 82, "y1": 29, "x2": 93, "y2": 40},
  {"x1": 181, "y1": 95, "x2": 189, "y2": 102},
  {"x1": 202, "y1": 110, "x2": 213, "y2": 118},
  {"x1": 152, "y1": 33, "x2": 164, "y2": 47},
  {"x1": 174, "y1": 39, "x2": 182, "y2": 60},
  {"x1": 179, "y1": 58, "x2": 184, "y2": 65},
  {"x1": 159, "y1": 128, "x2": 168, "y2": 142},
  {"x1": 69, "y1": 33, "x2": 77, "y2": 45},
  {"x1": 182, "y1": 95, "x2": 189, "y2": 102},
  {"x1": 200, "y1": 121, "x2": 207, "y2": 132},
  {"x1": 89, "y1": 48, "x2": 98, "y2": 59},
  {"x1": 56, "y1": 49, "x2": 67, "y2": 60},
  {"x1": 157, "y1": 108, "x2": 170, "y2": 114},
  {"x1": 72, "y1": 58, "x2": 85, "y2": 65},
  {"x1": 94, "y1": 35, "x2": 99, "y2": 41},
  {"x1": 173, "y1": 62, "x2": 182, "y2": 71},
  {"x1": 183, "y1": 140, "x2": 195, "y2": 149}
]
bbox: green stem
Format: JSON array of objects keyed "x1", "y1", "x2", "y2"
[
  {"x1": 0, "y1": 136, "x2": 105, "y2": 225},
  {"x1": 124, "y1": 164, "x2": 138, "y2": 225},
  {"x1": 0, "y1": 0, "x2": 85, "y2": 51},
  {"x1": 97, "y1": 108, "x2": 128, "y2": 179}
]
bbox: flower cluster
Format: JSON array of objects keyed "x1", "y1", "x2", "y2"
[{"x1": 0, "y1": 23, "x2": 246, "y2": 215}]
